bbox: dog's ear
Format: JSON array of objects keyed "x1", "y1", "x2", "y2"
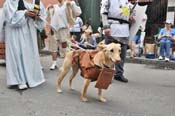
[
  {"x1": 97, "y1": 42, "x2": 107, "y2": 51},
  {"x1": 116, "y1": 43, "x2": 121, "y2": 48}
]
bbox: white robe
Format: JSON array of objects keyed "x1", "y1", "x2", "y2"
[{"x1": 3, "y1": 0, "x2": 46, "y2": 87}]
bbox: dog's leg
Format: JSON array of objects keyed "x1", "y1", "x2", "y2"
[
  {"x1": 81, "y1": 79, "x2": 91, "y2": 102},
  {"x1": 69, "y1": 64, "x2": 79, "y2": 90},
  {"x1": 98, "y1": 89, "x2": 107, "y2": 102},
  {"x1": 57, "y1": 53, "x2": 73, "y2": 93},
  {"x1": 57, "y1": 67, "x2": 70, "y2": 93}
]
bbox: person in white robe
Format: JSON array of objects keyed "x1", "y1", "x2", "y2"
[{"x1": 3, "y1": 0, "x2": 46, "y2": 89}]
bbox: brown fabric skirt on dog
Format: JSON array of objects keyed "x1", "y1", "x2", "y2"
[{"x1": 73, "y1": 50, "x2": 100, "y2": 81}]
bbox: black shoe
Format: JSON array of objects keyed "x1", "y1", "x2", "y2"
[
  {"x1": 8, "y1": 85, "x2": 18, "y2": 89},
  {"x1": 114, "y1": 75, "x2": 128, "y2": 83}
]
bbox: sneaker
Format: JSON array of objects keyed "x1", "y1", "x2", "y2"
[
  {"x1": 165, "y1": 57, "x2": 170, "y2": 62},
  {"x1": 50, "y1": 64, "x2": 57, "y2": 70},
  {"x1": 158, "y1": 56, "x2": 163, "y2": 60},
  {"x1": 18, "y1": 84, "x2": 28, "y2": 90}
]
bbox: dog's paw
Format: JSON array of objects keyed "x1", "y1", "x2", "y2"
[
  {"x1": 57, "y1": 89, "x2": 62, "y2": 93},
  {"x1": 81, "y1": 96, "x2": 88, "y2": 102},
  {"x1": 99, "y1": 97, "x2": 107, "y2": 103}
]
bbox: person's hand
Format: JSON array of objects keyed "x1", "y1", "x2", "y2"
[
  {"x1": 165, "y1": 34, "x2": 171, "y2": 38},
  {"x1": 84, "y1": 42, "x2": 88, "y2": 45},
  {"x1": 85, "y1": 42, "x2": 93, "y2": 46},
  {"x1": 47, "y1": 4, "x2": 53, "y2": 10},
  {"x1": 35, "y1": 15, "x2": 41, "y2": 20},
  {"x1": 25, "y1": 10, "x2": 37, "y2": 18},
  {"x1": 129, "y1": 16, "x2": 136, "y2": 23}
]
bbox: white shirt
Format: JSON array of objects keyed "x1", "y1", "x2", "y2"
[
  {"x1": 101, "y1": 0, "x2": 132, "y2": 38},
  {"x1": 70, "y1": 17, "x2": 83, "y2": 32},
  {"x1": 50, "y1": 3, "x2": 68, "y2": 31}
]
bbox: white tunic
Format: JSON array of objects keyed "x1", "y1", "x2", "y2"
[
  {"x1": 50, "y1": 1, "x2": 82, "y2": 31},
  {"x1": 101, "y1": 0, "x2": 132, "y2": 39},
  {"x1": 50, "y1": 3, "x2": 68, "y2": 31}
]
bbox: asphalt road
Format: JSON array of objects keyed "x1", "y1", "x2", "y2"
[{"x1": 0, "y1": 56, "x2": 175, "y2": 116}]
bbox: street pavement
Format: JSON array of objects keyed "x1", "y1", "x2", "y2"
[{"x1": 0, "y1": 56, "x2": 175, "y2": 116}]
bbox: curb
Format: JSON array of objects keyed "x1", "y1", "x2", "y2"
[{"x1": 126, "y1": 57, "x2": 175, "y2": 70}]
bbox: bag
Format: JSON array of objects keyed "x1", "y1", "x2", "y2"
[
  {"x1": 81, "y1": 67, "x2": 101, "y2": 81},
  {"x1": 145, "y1": 43, "x2": 155, "y2": 54},
  {"x1": 145, "y1": 43, "x2": 155, "y2": 59},
  {"x1": 66, "y1": 1, "x2": 82, "y2": 26},
  {"x1": 71, "y1": 1, "x2": 82, "y2": 17},
  {"x1": 95, "y1": 68, "x2": 115, "y2": 89},
  {"x1": 78, "y1": 50, "x2": 99, "y2": 81}
]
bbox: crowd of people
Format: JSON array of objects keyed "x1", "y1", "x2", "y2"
[{"x1": 0, "y1": 0, "x2": 175, "y2": 90}]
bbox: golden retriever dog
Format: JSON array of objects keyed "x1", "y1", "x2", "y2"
[{"x1": 57, "y1": 43, "x2": 121, "y2": 102}]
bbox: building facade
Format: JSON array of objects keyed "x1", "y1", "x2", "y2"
[
  {"x1": 78, "y1": 0, "x2": 174, "y2": 37},
  {"x1": 166, "y1": 0, "x2": 175, "y2": 25},
  {"x1": 146, "y1": 0, "x2": 175, "y2": 37}
]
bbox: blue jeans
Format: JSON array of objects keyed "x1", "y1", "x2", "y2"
[
  {"x1": 104, "y1": 37, "x2": 128, "y2": 77},
  {"x1": 115, "y1": 44, "x2": 128, "y2": 77},
  {"x1": 132, "y1": 35, "x2": 140, "y2": 44},
  {"x1": 159, "y1": 38, "x2": 172, "y2": 58}
]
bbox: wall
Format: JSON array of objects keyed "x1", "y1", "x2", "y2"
[
  {"x1": 78, "y1": 0, "x2": 101, "y2": 32},
  {"x1": 166, "y1": 0, "x2": 175, "y2": 24},
  {"x1": 0, "y1": 0, "x2": 4, "y2": 8}
]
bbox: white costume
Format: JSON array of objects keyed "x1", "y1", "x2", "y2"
[
  {"x1": 101, "y1": 0, "x2": 133, "y2": 44},
  {"x1": 48, "y1": 1, "x2": 81, "y2": 57}
]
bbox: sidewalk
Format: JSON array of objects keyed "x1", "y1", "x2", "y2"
[
  {"x1": 40, "y1": 50, "x2": 175, "y2": 70},
  {"x1": 1, "y1": 51, "x2": 175, "y2": 70},
  {"x1": 126, "y1": 56, "x2": 175, "y2": 69}
]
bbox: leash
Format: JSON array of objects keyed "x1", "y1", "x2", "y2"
[{"x1": 130, "y1": 0, "x2": 139, "y2": 13}]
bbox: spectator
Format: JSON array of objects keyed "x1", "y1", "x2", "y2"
[
  {"x1": 158, "y1": 20, "x2": 175, "y2": 62},
  {"x1": 82, "y1": 20, "x2": 93, "y2": 33},
  {"x1": 3, "y1": 0, "x2": 46, "y2": 89},
  {"x1": 70, "y1": 16, "x2": 83, "y2": 42},
  {"x1": 70, "y1": 35, "x2": 79, "y2": 50},
  {"x1": 130, "y1": 26, "x2": 142, "y2": 58},
  {"x1": 79, "y1": 29, "x2": 97, "y2": 50}
]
